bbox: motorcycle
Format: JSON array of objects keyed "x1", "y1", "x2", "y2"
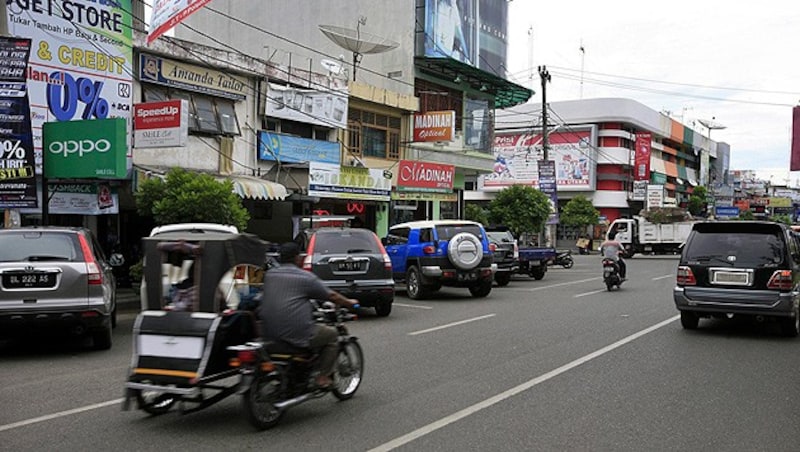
[
  {"x1": 228, "y1": 300, "x2": 364, "y2": 430},
  {"x1": 549, "y1": 250, "x2": 574, "y2": 269},
  {"x1": 602, "y1": 258, "x2": 623, "y2": 290}
]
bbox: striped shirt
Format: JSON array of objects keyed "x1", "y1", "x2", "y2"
[{"x1": 258, "y1": 264, "x2": 332, "y2": 348}]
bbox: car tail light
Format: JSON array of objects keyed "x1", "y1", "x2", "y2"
[
  {"x1": 372, "y1": 233, "x2": 392, "y2": 270},
  {"x1": 676, "y1": 266, "x2": 696, "y2": 286},
  {"x1": 489, "y1": 243, "x2": 497, "y2": 252},
  {"x1": 767, "y1": 270, "x2": 793, "y2": 291},
  {"x1": 513, "y1": 241, "x2": 519, "y2": 259},
  {"x1": 236, "y1": 349, "x2": 258, "y2": 364},
  {"x1": 302, "y1": 234, "x2": 316, "y2": 271},
  {"x1": 423, "y1": 245, "x2": 436, "y2": 254},
  {"x1": 77, "y1": 233, "x2": 103, "y2": 285}
]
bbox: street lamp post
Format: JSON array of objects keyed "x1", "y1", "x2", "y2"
[{"x1": 697, "y1": 118, "x2": 726, "y2": 216}]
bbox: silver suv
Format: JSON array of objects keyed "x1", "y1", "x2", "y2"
[{"x1": 0, "y1": 227, "x2": 117, "y2": 349}]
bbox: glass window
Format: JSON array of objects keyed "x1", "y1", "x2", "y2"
[
  {"x1": 347, "y1": 107, "x2": 400, "y2": 160},
  {"x1": 216, "y1": 99, "x2": 240, "y2": 135},
  {"x1": 143, "y1": 86, "x2": 167, "y2": 102},
  {"x1": 362, "y1": 126, "x2": 386, "y2": 158},
  {"x1": 170, "y1": 91, "x2": 198, "y2": 130},
  {"x1": 435, "y1": 224, "x2": 483, "y2": 241},
  {"x1": 387, "y1": 227, "x2": 410, "y2": 244},
  {"x1": 193, "y1": 95, "x2": 220, "y2": 134},
  {"x1": 419, "y1": 228, "x2": 433, "y2": 243}
]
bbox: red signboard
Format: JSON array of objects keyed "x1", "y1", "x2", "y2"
[
  {"x1": 412, "y1": 110, "x2": 455, "y2": 142},
  {"x1": 791, "y1": 106, "x2": 800, "y2": 171},
  {"x1": 634, "y1": 132, "x2": 652, "y2": 181},
  {"x1": 397, "y1": 160, "x2": 455, "y2": 192},
  {"x1": 134, "y1": 100, "x2": 183, "y2": 130}
]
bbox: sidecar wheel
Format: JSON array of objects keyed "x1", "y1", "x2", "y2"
[
  {"x1": 134, "y1": 384, "x2": 177, "y2": 416},
  {"x1": 242, "y1": 374, "x2": 284, "y2": 430},
  {"x1": 332, "y1": 340, "x2": 363, "y2": 401}
]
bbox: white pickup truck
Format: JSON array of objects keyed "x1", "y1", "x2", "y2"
[{"x1": 607, "y1": 216, "x2": 697, "y2": 257}]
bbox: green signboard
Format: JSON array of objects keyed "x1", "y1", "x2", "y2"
[{"x1": 43, "y1": 118, "x2": 127, "y2": 179}]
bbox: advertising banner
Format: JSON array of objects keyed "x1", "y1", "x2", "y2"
[
  {"x1": 634, "y1": 132, "x2": 652, "y2": 181},
  {"x1": 133, "y1": 100, "x2": 189, "y2": 148},
  {"x1": 6, "y1": 1, "x2": 134, "y2": 172},
  {"x1": 481, "y1": 128, "x2": 596, "y2": 191},
  {"x1": 148, "y1": 0, "x2": 213, "y2": 44},
  {"x1": 632, "y1": 180, "x2": 648, "y2": 201},
  {"x1": 423, "y1": 0, "x2": 507, "y2": 75},
  {"x1": 257, "y1": 131, "x2": 340, "y2": 164},
  {"x1": 714, "y1": 206, "x2": 739, "y2": 218},
  {"x1": 43, "y1": 118, "x2": 127, "y2": 179},
  {"x1": 792, "y1": 106, "x2": 800, "y2": 171},
  {"x1": 397, "y1": 160, "x2": 455, "y2": 192},
  {"x1": 265, "y1": 83, "x2": 348, "y2": 129},
  {"x1": 0, "y1": 37, "x2": 36, "y2": 208},
  {"x1": 413, "y1": 111, "x2": 455, "y2": 142},
  {"x1": 140, "y1": 53, "x2": 247, "y2": 100},
  {"x1": 20, "y1": 182, "x2": 118, "y2": 215},
  {"x1": 308, "y1": 162, "x2": 391, "y2": 201},
  {"x1": 646, "y1": 184, "x2": 665, "y2": 210},
  {"x1": 537, "y1": 159, "x2": 559, "y2": 224}
]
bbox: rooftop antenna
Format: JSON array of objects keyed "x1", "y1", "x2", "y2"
[
  {"x1": 528, "y1": 25, "x2": 534, "y2": 92},
  {"x1": 579, "y1": 40, "x2": 585, "y2": 99},
  {"x1": 320, "y1": 16, "x2": 399, "y2": 82}
]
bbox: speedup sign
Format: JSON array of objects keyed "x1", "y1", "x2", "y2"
[{"x1": 133, "y1": 99, "x2": 188, "y2": 148}]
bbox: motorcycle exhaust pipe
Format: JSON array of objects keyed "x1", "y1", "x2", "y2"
[{"x1": 274, "y1": 393, "x2": 314, "y2": 410}]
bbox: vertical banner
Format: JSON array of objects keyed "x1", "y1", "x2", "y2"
[
  {"x1": 537, "y1": 159, "x2": 559, "y2": 224},
  {"x1": 634, "y1": 132, "x2": 652, "y2": 181},
  {"x1": 0, "y1": 37, "x2": 37, "y2": 208},
  {"x1": 791, "y1": 106, "x2": 800, "y2": 171}
]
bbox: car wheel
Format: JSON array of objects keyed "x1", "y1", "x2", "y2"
[
  {"x1": 406, "y1": 267, "x2": 428, "y2": 300},
  {"x1": 494, "y1": 272, "x2": 512, "y2": 287},
  {"x1": 447, "y1": 232, "x2": 483, "y2": 270},
  {"x1": 680, "y1": 311, "x2": 699, "y2": 330},
  {"x1": 530, "y1": 267, "x2": 546, "y2": 280},
  {"x1": 375, "y1": 302, "x2": 392, "y2": 317},
  {"x1": 468, "y1": 280, "x2": 492, "y2": 298},
  {"x1": 92, "y1": 325, "x2": 112, "y2": 350},
  {"x1": 111, "y1": 305, "x2": 117, "y2": 329},
  {"x1": 778, "y1": 306, "x2": 799, "y2": 337}
]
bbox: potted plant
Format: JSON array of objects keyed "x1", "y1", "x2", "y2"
[{"x1": 129, "y1": 258, "x2": 143, "y2": 291}]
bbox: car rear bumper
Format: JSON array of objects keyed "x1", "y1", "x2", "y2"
[
  {"x1": 323, "y1": 280, "x2": 394, "y2": 307},
  {"x1": 0, "y1": 308, "x2": 112, "y2": 336},
  {"x1": 421, "y1": 266, "x2": 494, "y2": 286},
  {"x1": 673, "y1": 286, "x2": 797, "y2": 317}
]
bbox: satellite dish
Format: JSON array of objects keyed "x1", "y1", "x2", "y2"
[
  {"x1": 320, "y1": 59, "x2": 343, "y2": 75},
  {"x1": 697, "y1": 118, "x2": 726, "y2": 130},
  {"x1": 319, "y1": 22, "x2": 399, "y2": 81}
]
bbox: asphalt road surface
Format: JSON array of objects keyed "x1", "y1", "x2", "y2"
[{"x1": 2, "y1": 254, "x2": 799, "y2": 451}]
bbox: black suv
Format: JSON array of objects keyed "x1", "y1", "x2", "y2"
[
  {"x1": 674, "y1": 221, "x2": 800, "y2": 336},
  {"x1": 301, "y1": 227, "x2": 395, "y2": 317},
  {"x1": 485, "y1": 227, "x2": 518, "y2": 286}
]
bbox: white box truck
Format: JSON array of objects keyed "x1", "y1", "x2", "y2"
[{"x1": 606, "y1": 216, "x2": 697, "y2": 257}]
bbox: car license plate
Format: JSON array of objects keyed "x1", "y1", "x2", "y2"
[
  {"x1": 457, "y1": 272, "x2": 477, "y2": 281},
  {"x1": 712, "y1": 270, "x2": 750, "y2": 285},
  {"x1": 2, "y1": 272, "x2": 56, "y2": 289},
  {"x1": 337, "y1": 261, "x2": 362, "y2": 272}
]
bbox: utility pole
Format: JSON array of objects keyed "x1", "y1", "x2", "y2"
[{"x1": 538, "y1": 65, "x2": 551, "y2": 160}]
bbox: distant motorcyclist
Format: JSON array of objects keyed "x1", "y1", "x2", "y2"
[{"x1": 600, "y1": 232, "x2": 627, "y2": 280}]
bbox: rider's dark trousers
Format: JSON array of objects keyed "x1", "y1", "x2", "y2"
[{"x1": 310, "y1": 325, "x2": 338, "y2": 376}]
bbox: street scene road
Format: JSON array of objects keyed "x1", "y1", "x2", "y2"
[{"x1": 2, "y1": 255, "x2": 799, "y2": 451}]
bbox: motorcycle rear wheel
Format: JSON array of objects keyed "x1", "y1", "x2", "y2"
[
  {"x1": 242, "y1": 374, "x2": 285, "y2": 430},
  {"x1": 561, "y1": 257, "x2": 574, "y2": 269},
  {"x1": 332, "y1": 340, "x2": 364, "y2": 401},
  {"x1": 134, "y1": 384, "x2": 177, "y2": 416}
]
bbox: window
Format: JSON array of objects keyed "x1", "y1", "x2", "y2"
[
  {"x1": 419, "y1": 228, "x2": 433, "y2": 243},
  {"x1": 142, "y1": 85, "x2": 241, "y2": 136},
  {"x1": 347, "y1": 107, "x2": 401, "y2": 160},
  {"x1": 387, "y1": 227, "x2": 410, "y2": 245},
  {"x1": 415, "y1": 79, "x2": 463, "y2": 131}
]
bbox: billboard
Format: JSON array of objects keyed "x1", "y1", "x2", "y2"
[
  {"x1": 257, "y1": 131, "x2": 340, "y2": 164},
  {"x1": 265, "y1": 83, "x2": 348, "y2": 129},
  {"x1": 422, "y1": 0, "x2": 508, "y2": 75},
  {"x1": 480, "y1": 128, "x2": 596, "y2": 191},
  {"x1": 6, "y1": 1, "x2": 134, "y2": 172}
]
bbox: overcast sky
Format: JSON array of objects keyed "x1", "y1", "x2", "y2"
[{"x1": 505, "y1": 1, "x2": 800, "y2": 185}]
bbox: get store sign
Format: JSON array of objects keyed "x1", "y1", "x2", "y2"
[{"x1": 43, "y1": 118, "x2": 127, "y2": 179}]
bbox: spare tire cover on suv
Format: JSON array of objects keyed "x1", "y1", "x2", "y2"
[{"x1": 447, "y1": 232, "x2": 483, "y2": 270}]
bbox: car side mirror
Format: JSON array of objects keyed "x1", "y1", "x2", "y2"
[{"x1": 381, "y1": 237, "x2": 389, "y2": 246}]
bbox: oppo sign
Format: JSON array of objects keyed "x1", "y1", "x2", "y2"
[{"x1": 48, "y1": 139, "x2": 112, "y2": 157}]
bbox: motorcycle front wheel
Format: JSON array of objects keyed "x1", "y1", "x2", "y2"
[
  {"x1": 332, "y1": 340, "x2": 364, "y2": 401},
  {"x1": 242, "y1": 373, "x2": 285, "y2": 430},
  {"x1": 561, "y1": 257, "x2": 574, "y2": 269}
]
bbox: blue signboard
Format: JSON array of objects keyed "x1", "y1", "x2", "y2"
[
  {"x1": 715, "y1": 206, "x2": 740, "y2": 218},
  {"x1": 257, "y1": 131, "x2": 340, "y2": 164}
]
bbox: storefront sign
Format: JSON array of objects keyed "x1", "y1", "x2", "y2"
[
  {"x1": 397, "y1": 160, "x2": 454, "y2": 192},
  {"x1": 148, "y1": 0, "x2": 212, "y2": 44},
  {"x1": 20, "y1": 183, "x2": 118, "y2": 215},
  {"x1": 133, "y1": 100, "x2": 189, "y2": 148},
  {"x1": 634, "y1": 132, "x2": 652, "y2": 181},
  {"x1": 308, "y1": 162, "x2": 391, "y2": 201},
  {"x1": 265, "y1": 83, "x2": 348, "y2": 129},
  {"x1": 538, "y1": 159, "x2": 559, "y2": 224},
  {"x1": 412, "y1": 110, "x2": 455, "y2": 142},
  {"x1": 140, "y1": 53, "x2": 247, "y2": 100},
  {"x1": 768, "y1": 197, "x2": 792, "y2": 208},
  {"x1": 391, "y1": 191, "x2": 457, "y2": 202},
  {"x1": 257, "y1": 131, "x2": 340, "y2": 164},
  {"x1": 43, "y1": 118, "x2": 127, "y2": 179},
  {"x1": 7, "y1": 1, "x2": 134, "y2": 171},
  {"x1": 632, "y1": 180, "x2": 648, "y2": 201},
  {"x1": 647, "y1": 184, "x2": 665, "y2": 209},
  {"x1": 715, "y1": 206, "x2": 739, "y2": 218}
]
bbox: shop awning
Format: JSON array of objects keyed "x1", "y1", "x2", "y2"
[{"x1": 225, "y1": 175, "x2": 287, "y2": 200}]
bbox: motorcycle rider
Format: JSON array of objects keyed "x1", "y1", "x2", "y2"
[
  {"x1": 600, "y1": 232, "x2": 627, "y2": 280},
  {"x1": 259, "y1": 242, "x2": 358, "y2": 389}
]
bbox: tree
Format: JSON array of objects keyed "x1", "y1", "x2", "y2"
[
  {"x1": 559, "y1": 195, "x2": 600, "y2": 229},
  {"x1": 687, "y1": 185, "x2": 708, "y2": 216},
  {"x1": 738, "y1": 210, "x2": 755, "y2": 220},
  {"x1": 464, "y1": 203, "x2": 489, "y2": 226},
  {"x1": 772, "y1": 213, "x2": 792, "y2": 225},
  {"x1": 135, "y1": 167, "x2": 250, "y2": 230},
  {"x1": 487, "y1": 185, "x2": 551, "y2": 238}
]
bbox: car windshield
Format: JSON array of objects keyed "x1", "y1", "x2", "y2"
[
  {"x1": 685, "y1": 231, "x2": 784, "y2": 265},
  {"x1": 0, "y1": 232, "x2": 79, "y2": 262},
  {"x1": 435, "y1": 224, "x2": 483, "y2": 241},
  {"x1": 313, "y1": 230, "x2": 380, "y2": 254},
  {"x1": 486, "y1": 231, "x2": 513, "y2": 243}
]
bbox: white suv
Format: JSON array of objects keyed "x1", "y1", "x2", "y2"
[{"x1": 140, "y1": 223, "x2": 242, "y2": 310}]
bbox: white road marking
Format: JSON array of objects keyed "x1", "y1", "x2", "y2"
[
  {"x1": 393, "y1": 303, "x2": 433, "y2": 310},
  {"x1": 408, "y1": 314, "x2": 496, "y2": 336},
  {"x1": 369, "y1": 315, "x2": 680, "y2": 452},
  {"x1": 652, "y1": 274, "x2": 674, "y2": 281},
  {"x1": 574, "y1": 289, "x2": 607, "y2": 298},
  {"x1": 0, "y1": 399, "x2": 124, "y2": 433},
  {"x1": 504, "y1": 277, "x2": 600, "y2": 292}
]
